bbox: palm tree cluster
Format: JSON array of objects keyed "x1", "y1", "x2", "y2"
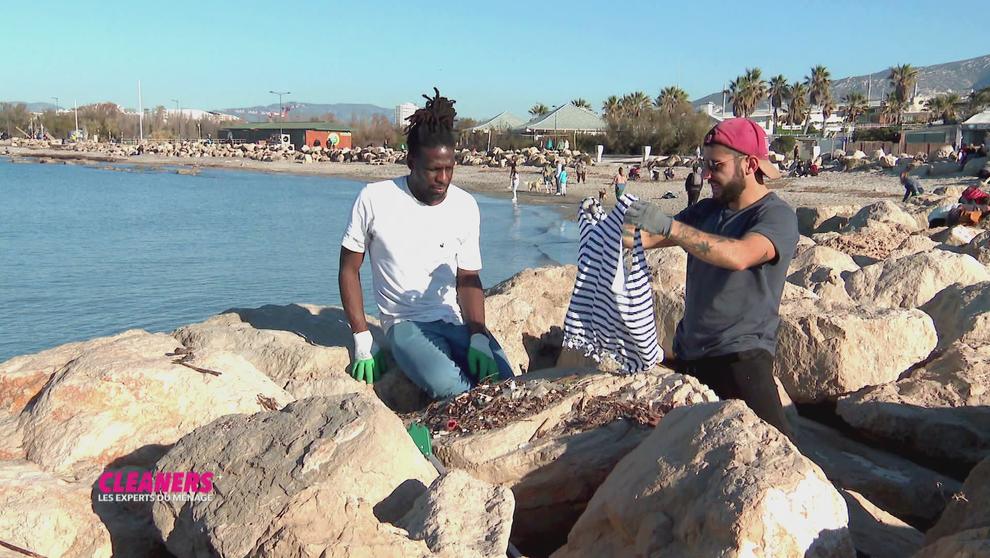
[
  {"x1": 726, "y1": 68, "x2": 767, "y2": 118},
  {"x1": 924, "y1": 93, "x2": 962, "y2": 123},
  {"x1": 881, "y1": 64, "x2": 919, "y2": 125},
  {"x1": 599, "y1": 86, "x2": 710, "y2": 155}
]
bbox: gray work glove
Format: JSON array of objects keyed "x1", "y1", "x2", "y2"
[{"x1": 624, "y1": 200, "x2": 673, "y2": 237}]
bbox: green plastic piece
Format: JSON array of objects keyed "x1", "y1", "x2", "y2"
[{"x1": 406, "y1": 422, "x2": 432, "y2": 457}]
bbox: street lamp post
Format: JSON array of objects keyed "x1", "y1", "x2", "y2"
[
  {"x1": 51, "y1": 97, "x2": 59, "y2": 138},
  {"x1": 269, "y1": 90, "x2": 291, "y2": 139},
  {"x1": 171, "y1": 99, "x2": 181, "y2": 140}
]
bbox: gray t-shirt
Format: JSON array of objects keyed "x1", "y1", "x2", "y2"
[{"x1": 672, "y1": 192, "x2": 799, "y2": 360}]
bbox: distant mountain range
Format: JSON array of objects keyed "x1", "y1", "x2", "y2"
[
  {"x1": 692, "y1": 53, "x2": 990, "y2": 107},
  {"x1": 214, "y1": 102, "x2": 393, "y2": 123}
]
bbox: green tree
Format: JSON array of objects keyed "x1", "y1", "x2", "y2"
[
  {"x1": 570, "y1": 98, "x2": 592, "y2": 110},
  {"x1": 0, "y1": 102, "x2": 31, "y2": 137},
  {"x1": 785, "y1": 82, "x2": 809, "y2": 127},
  {"x1": 602, "y1": 95, "x2": 621, "y2": 118},
  {"x1": 620, "y1": 91, "x2": 652, "y2": 117},
  {"x1": 841, "y1": 92, "x2": 868, "y2": 125},
  {"x1": 528, "y1": 103, "x2": 550, "y2": 118},
  {"x1": 767, "y1": 75, "x2": 789, "y2": 132},
  {"x1": 969, "y1": 86, "x2": 990, "y2": 115},
  {"x1": 880, "y1": 93, "x2": 907, "y2": 125},
  {"x1": 888, "y1": 64, "x2": 920, "y2": 103},
  {"x1": 728, "y1": 68, "x2": 766, "y2": 117},
  {"x1": 655, "y1": 86, "x2": 689, "y2": 113}
]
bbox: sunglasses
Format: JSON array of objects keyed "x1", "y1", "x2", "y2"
[{"x1": 702, "y1": 154, "x2": 749, "y2": 172}]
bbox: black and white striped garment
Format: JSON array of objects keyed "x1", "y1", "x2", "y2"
[{"x1": 563, "y1": 194, "x2": 662, "y2": 373}]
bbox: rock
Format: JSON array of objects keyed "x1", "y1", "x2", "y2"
[
  {"x1": 851, "y1": 150, "x2": 868, "y2": 159},
  {"x1": 888, "y1": 234, "x2": 939, "y2": 260},
  {"x1": 644, "y1": 246, "x2": 687, "y2": 288},
  {"x1": 788, "y1": 245, "x2": 860, "y2": 276},
  {"x1": 873, "y1": 149, "x2": 887, "y2": 160},
  {"x1": 963, "y1": 155, "x2": 988, "y2": 176},
  {"x1": 844, "y1": 201, "x2": 923, "y2": 233},
  {"x1": 653, "y1": 284, "x2": 685, "y2": 357},
  {"x1": 553, "y1": 400, "x2": 855, "y2": 558},
  {"x1": 930, "y1": 225, "x2": 986, "y2": 246},
  {"x1": 913, "y1": 528, "x2": 990, "y2": 557},
  {"x1": 795, "y1": 205, "x2": 859, "y2": 236},
  {"x1": 845, "y1": 250, "x2": 990, "y2": 309},
  {"x1": 432, "y1": 367, "x2": 716, "y2": 552},
  {"x1": 18, "y1": 330, "x2": 293, "y2": 478},
  {"x1": 776, "y1": 305, "x2": 937, "y2": 403},
  {"x1": 397, "y1": 470, "x2": 514, "y2": 557},
  {"x1": 0, "y1": 411, "x2": 22, "y2": 460},
  {"x1": 927, "y1": 160, "x2": 960, "y2": 177},
  {"x1": 837, "y1": 342, "x2": 990, "y2": 465},
  {"x1": 839, "y1": 489, "x2": 924, "y2": 558},
  {"x1": 796, "y1": 234, "x2": 817, "y2": 257},
  {"x1": 921, "y1": 281, "x2": 990, "y2": 350},
  {"x1": 786, "y1": 264, "x2": 856, "y2": 307},
  {"x1": 934, "y1": 144, "x2": 955, "y2": 160},
  {"x1": 879, "y1": 154, "x2": 899, "y2": 168},
  {"x1": 0, "y1": 460, "x2": 112, "y2": 557},
  {"x1": 152, "y1": 394, "x2": 438, "y2": 557},
  {"x1": 932, "y1": 185, "x2": 965, "y2": 198},
  {"x1": 964, "y1": 230, "x2": 990, "y2": 265},
  {"x1": 485, "y1": 266, "x2": 576, "y2": 375},
  {"x1": 928, "y1": 456, "x2": 990, "y2": 542},
  {"x1": 814, "y1": 224, "x2": 912, "y2": 264},
  {"x1": 795, "y1": 417, "x2": 960, "y2": 524},
  {"x1": 843, "y1": 157, "x2": 870, "y2": 171}
]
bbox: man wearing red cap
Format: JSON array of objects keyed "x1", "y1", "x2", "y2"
[{"x1": 624, "y1": 118, "x2": 798, "y2": 437}]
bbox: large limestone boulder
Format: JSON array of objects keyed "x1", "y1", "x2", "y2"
[
  {"x1": 839, "y1": 490, "x2": 923, "y2": 558},
  {"x1": 396, "y1": 470, "x2": 515, "y2": 558},
  {"x1": 18, "y1": 330, "x2": 293, "y2": 478},
  {"x1": 174, "y1": 305, "x2": 366, "y2": 394},
  {"x1": 917, "y1": 457, "x2": 990, "y2": 557},
  {"x1": 963, "y1": 230, "x2": 990, "y2": 265},
  {"x1": 645, "y1": 245, "x2": 687, "y2": 287},
  {"x1": 888, "y1": 234, "x2": 939, "y2": 260},
  {"x1": 934, "y1": 144, "x2": 955, "y2": 160},
  {"x1": 796, "y1": 205, "x2": 860, "y2": 236},
  {"x1": 553, "y1": 400, "x2": 855, "y2": 557},
  {"x1": 921, "y1": 281, "x2": 990, "y2": 350},
  {"x1": 786, "y1": 264, "x2": 856, "y2": 307},
  {"x1": 845, "y1": 250, "x2": 990, "y2": 309},
  {"x1": 929, "y1": 225, "x2": 983, "y2": 247},
  {"x1": 0, "y1": 460, "x2": 112, "y2": 558},
  {"x1": 879, "y1": 154, "x2": 899, "y2": 168},
  {"x1": 776, "y1": 305, "x2": 937, "y2": 403},
  {"x1": 152, "y1": 394, "x2": 439, "y2": 557},
  {"x1": 963, "y1": 155, "x2": 988, "y2": 176},
  {"x1": 484, "y1": 265, "x2": 576, "y2": 374},
  {"x1": 788, "y1": 245, "x2": 860, "y2": 276},
  {"x1": 431, "y1": 367, "x2": 716, "y2": 551},
  {"x1": 837, "y1": 342, "x2": 990, "y2": 465},
  {"x1": 795, "y1": 417, "x2": 960, "y2": 524},
  {"x1": 814, "y1": 224, "x2": 912, "y2": 264},
  {"x1": 844, "y1": 201, "x2": 923, "y2": 233}
]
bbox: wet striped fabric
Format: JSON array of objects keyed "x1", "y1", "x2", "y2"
[{"x1": 563, "y1": 194, "x2": 662, "y2": 373}]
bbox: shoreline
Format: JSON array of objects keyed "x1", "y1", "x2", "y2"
[{"x1": 4, "y1": 145, "x2": 984, "y2": 222}]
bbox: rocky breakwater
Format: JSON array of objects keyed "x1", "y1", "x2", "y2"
[{"x1": 6, "y1": 189, "x2": 990, "y2": 555}]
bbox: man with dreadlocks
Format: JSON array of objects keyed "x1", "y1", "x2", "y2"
[{"x1": 339, "y1": 88, "x2": 514, "y2": 399}]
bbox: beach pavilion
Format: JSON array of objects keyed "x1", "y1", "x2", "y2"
[
  {"x1": 462, "y1": 112, "x2": 526, "y2": 150},
  {"x1": 515, "y1": 104, "x2": 606, "y2": 147},
  {"x1": 961, "y1": 109, "x2": 990, "y2": 147}
]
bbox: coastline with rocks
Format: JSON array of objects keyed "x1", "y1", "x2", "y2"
[{"x1": 3, "y1": 175, "x2": 990, "y2": 555}]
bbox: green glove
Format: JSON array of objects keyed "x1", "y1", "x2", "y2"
[
  {"x1": 624, "y1": 199, "x2": 673, "y2": 237},
  {"x1": 350, "y1": 331, "x2": 386, "y2": 384},
  {"x1": 467, "y1": 333, "x2": 499, "y2": 383}
]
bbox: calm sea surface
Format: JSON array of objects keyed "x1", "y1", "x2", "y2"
[{"x1": 0, "y1": 160, "x2": 578, "y2": 362}]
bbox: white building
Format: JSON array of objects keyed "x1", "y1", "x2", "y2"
[
  {"x1": 164, "y1": 108, "x2": 238, "y2": 122},
  {"x1": 395, "y1": 102, "x2": 417, "y2": 126}
]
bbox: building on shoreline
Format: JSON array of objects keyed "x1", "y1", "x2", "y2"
[{"x1": 218, "y1": 122, "x2": 352, "y2": 149}]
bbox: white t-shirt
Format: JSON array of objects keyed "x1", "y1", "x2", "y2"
[{"x1": 341, "y1": 176, "x2": 482, "y2": 331}]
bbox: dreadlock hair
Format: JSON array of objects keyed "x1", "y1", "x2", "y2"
[{"x1": 405, "y1": 87, "x2": 457, "y2": 158}]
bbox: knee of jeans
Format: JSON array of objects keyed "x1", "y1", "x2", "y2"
[{"x1": 419, "y1": 369, "x2": 470, "y2": 399}]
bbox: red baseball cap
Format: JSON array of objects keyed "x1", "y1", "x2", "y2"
[{"x1": 703, "y1": 118, "x2": 781, "y2": 180}]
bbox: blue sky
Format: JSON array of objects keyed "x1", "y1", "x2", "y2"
[{"x1": 2, "y1": 0, "x2": 987, "y2": 119}]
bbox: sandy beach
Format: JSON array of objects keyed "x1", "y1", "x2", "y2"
[{"x1": 3, "y1": 145, "x2": 979, "y2": 220}]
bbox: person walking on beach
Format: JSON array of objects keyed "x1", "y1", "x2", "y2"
[
  {"x1": 339, "y1": 88, "x2": 514, "y2": 399},
  {"x1": 557, "y1": 165, "x2": 568, "y2": 196},
  {"x1": 542, "y1": 164, "x2": 554, "y2": 194},
  {"x1": 685, "y1": 163, "x2": 704, "y2": 207},
  {"x1": 612, "y1": 167, "x2": 627, "y2": 199},
  {"x1": 900, "y1": 170, "x2": 923, "y2": 202},
  {"x1": 623, "y1": 118, "x2": 798, "y2": 438},
  {"x1": 510, "y1": 162, "x2": 520, "y2": 203},
  {"x1": 576, "y1": 159, "x2": 587, "y2": 183}
]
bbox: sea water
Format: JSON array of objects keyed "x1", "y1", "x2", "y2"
[{"x1": 0, "y1": 161, "x2": 578, "y2": 361}]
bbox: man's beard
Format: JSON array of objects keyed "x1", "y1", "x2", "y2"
[{"x1": 713, "y1": 166, "x2": 745, "y2": 205}]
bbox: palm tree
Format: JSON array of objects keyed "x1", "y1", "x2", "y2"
[
  {"x1": 880, "y1": 93, "x2": 907, "y2": 125},
  {"x1": 842, "y1": 92, "x2": 868, "y2": 126},
  {"x1": 924, "y1": 93, "x2": 962, "y2": 123},
  {"x1": 570, "y1": 98, "x2": 592, "y2": 110},
  {"x1": 821, "y1": 97, "x2": 836, "y2": 134},
  {"x1": 528, "y1": 103, "x2": 550, "y2": 118},
  {"x1": 805, "y1": 65, "x2": 832, "y2": 134},
  {"x1": 786, "y1": 82, "x2": 809, "y2": 127},
  {"x1": 888, "y1": 64, "x2": 920, "y2": 104},
  {"x1": 768, "y1": 74, "x2": 788, "y2": 132},
  {"x1": 728, "y1": 68, "x2": 767, "y2": 118},
  {"x1": 655, "y1": 86, "x2": 689, "y2": 113},
  {"x1": 969, "y1": 86, "x2": 990, "y2": 115},
  {"x1": 602, "y1": 95, "x2": 621, "y2": 118},
  {"x1": 622, "y1": 91, "x2": 652, "y2": 117}
]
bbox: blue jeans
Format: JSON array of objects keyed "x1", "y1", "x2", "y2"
[{"x1": 386, "y1": 320, "x2": 515, "y2": 399}]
